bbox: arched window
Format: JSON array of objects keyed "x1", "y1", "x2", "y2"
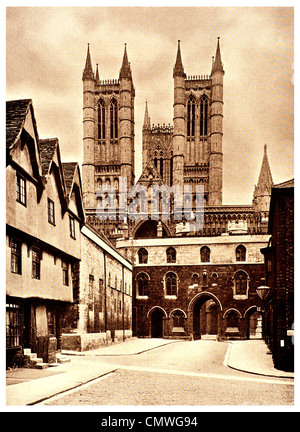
[
  {"x1": 110, "y1": 99, "x2": 118, "y2": 142},
  {"x1": 166, "y1": 247, "x2": 176, "y2": 263},
  {"x1": 200, "y1": 246, "x2": 210, "y2": 263},
  {"x1": 226, "y1": 310, "x2": 239, "y2": 328},
  {"x1": 234, "y1": 271, "x2": 248, "y2": 296},
  {"x1": 166, "y1": 272, "x2": 177, "y2": 297},
  {"x1": 160, "y1": 157, "x2": 164, "y2": 178},
  {"x1": 200, "y1": 95, "x2": 208, "y2": 136},
  {"x1": 138, "y1": 248, "x2": 148, "y2": 264},
  {"x1": 98, "y1": 99, "x2": 106, "y2": 140},
  {"x1": 137, "y1": 273, "x2": 149, "y2": 297},
  {"x1": 187, "y1": 97, "x2": 195, "y2": 138},
  {"x1": 236, "y1": 245, "x2": 246, "y2": 262},
  {"x1": 170, "y1": 310, "x2": 185, "y2": 329}
]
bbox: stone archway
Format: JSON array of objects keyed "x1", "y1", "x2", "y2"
[{"x1": 189, "y1": 292, "x2": 223, "y2": 340}]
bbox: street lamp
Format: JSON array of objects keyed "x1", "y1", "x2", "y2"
[{"x1": 256, "y1": 278, "x2": 270, "y2": 312}]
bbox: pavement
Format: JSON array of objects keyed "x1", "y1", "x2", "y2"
[{"x1": 5, "y1": 338, "x2": 294, "y2": 406}]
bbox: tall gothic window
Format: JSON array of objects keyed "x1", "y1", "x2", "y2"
[
  {"x1": 200, "y1": 246, "x2": 210, "y2": 263},
  {"x1": 187, "y1": 97, "x2": 195, "y2": 138},
  {"x1": 137, "y1": 273, "x2": 149, "y2": 297},
  {"x1": 98, "y1": 99, "x2": 106, "y2": 140},
  {"x1": 166, "y1": 272, "x2": 177, "y2": 297},
  {"x1": 110, "y1": 99, "x2": 118, "y2": 142},
  {"x1": 200, "y1": 95, "x2": 208, "y2": 136},
  {"x1": 166, "y1": 247, "x2": 176, "y2": 263},
  {"x1": 160, "y1": 151, "x2": 164, "y2": 178},
  {"x1": 234, "y1": 270, "x2": 248, "y2": 296}
]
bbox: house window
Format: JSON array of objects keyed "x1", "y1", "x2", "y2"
[
  {"x1": 166, "y1": 272, "x2": 177, "y2": 297},
  {"x1": 11, "y1": 239, "x2": 21, "y2": 274},
  {"x1": 32, "y1": 248, "x2": 41, "y2": 279},
  {"x1": 236, "y1": 245, "x2": 246, "y2": 262},
  {"x1": 62, "y1": 261, "x2": 69, "y2": 286},
  {"x1": 6, "y1": 303, "x2": 23, "y2": 348},
  {"x1": 166, "y1": 247, "x2": 176, "y2": 263},
  {"x1": 138, "y1": 248, "x2": 148, "y2": 264},
  {"x1": 69, "y1": 216, "x2": 76, "y2": 239},
  {"x1": 200, "y1": 246, "x2": 210, "y2": 263},
  {"x1": 137, "y1": 273, "x2": 149, "y2": 297},
  {"x1": 48, "y1": 198, "x2": 55, "y2": 225},
  {"x1": 16, "y1": 173, "x2": 26, "y2": 206}
]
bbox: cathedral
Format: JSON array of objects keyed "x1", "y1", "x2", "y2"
[{"x1": 82, "y1": 39, "x2": 274, "y2": 341}]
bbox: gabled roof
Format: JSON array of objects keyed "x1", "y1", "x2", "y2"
[
  {"x1": 62, "y1": 162, "x2": 85, "y2": 222},
  {"x1": 137, "y1": 163, "x2": 163, "y2": 186},
  {"x1": 6, "y1": 99, "x2": 38, "y2": 149},
  {"x1": 62, "y1": 162, "x2": 78, "y2": 196},
  {"x1": 38, "y1": 138, "x2": 58, "y2": 176}
]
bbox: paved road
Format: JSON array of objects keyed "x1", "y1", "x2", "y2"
[{"x1": 41, "y1": 341, "x2": 294, "y2": 406}]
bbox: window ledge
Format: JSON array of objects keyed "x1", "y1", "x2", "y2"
[
  {"x1": 233, "y1": 295, "x2": 248, "y2": 300},
  {"x1": 136, "y1": 296, "x2": 148, "y2": 300},
  {"x1": 165, "y1": 295, "x2": 177, "y2": 300}
]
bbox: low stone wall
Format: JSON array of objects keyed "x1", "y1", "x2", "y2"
[
  {"x1": 61, "y1": 330, "x2": 133, "y2": 352},
  {"x1": 114, "y1": 330, "x2": 133, "y2": 344}
]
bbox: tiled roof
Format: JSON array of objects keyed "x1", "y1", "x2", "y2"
[
  {"x1": 6, "y1": 99, "x2": 32, "y2": 148},
  {"x1": 38, "y1": 138, "x2": 58, "y2": 176},
  {"x1": 62, "y1": 162, "x2": 78, "y2": 195}
]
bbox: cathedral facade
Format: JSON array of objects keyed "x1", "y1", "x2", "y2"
[{"x1": 82, "y1": 39, "x2": 274, "y2": 340}]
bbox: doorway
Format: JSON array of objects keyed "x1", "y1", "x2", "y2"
[
  {"x1": 193, "y1": 296, "x2": 219, "y2": 340},
  {"x1": 248, "y1": 311, "x2": 263, "y2": 339},
  {"x1": 151, "y1": 308, "x2": 164, "y2": 338}
]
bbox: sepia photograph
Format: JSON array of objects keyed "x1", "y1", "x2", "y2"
[{"x1": 4, "y1": 3, "x2": 295, "y2": 414}]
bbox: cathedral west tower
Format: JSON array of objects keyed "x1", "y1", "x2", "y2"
[{"x1": 82, "y1": 43, "x2": 135, "y2": 239}]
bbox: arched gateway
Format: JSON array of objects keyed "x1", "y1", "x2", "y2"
[{"x1": 188, "y1": 292, "x2": 223, "y2": 340}]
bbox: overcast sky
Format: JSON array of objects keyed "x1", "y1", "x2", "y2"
[{"x1": 6, "y1": 5, "x2": 294, "y2": 205}]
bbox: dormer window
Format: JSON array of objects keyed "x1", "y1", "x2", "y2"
[
  {"x1": 48, "y1": 198, "x2": 55, "y2": 225},
  {"x1": 69, "y1": 216, "x2": 76, "y2": 239},
  {"x1": 16, "y1": 173, "x2": 26, "y2": 206}
]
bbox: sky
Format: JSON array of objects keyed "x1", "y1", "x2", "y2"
[{"x1": 6, "y1": 5, "x2": 294, "y2": 205}]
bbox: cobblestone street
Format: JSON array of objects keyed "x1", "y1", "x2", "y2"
[{"x1": 40, "y1": 340, "x2": 294, "y2": 407}]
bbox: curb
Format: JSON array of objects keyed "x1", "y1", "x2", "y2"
[{"x1": 225, "y1": 342, "x2": 294, "y2": 380}]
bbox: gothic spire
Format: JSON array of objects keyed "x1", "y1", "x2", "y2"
[
  {"x1": 143, "y1": 100, "x2": 151, "y2": 130},
  {"x1": 257, "y1": 144, "x2": 273, "y2": 188},
  {"x1": 211, "y1": 37, "x2": 224, "y2": 74},
  {"x1": 173, "y1": 40, "x2": 186, "y2": 78},
  {"x1": 119, "y1": 43, "x2": 132, "y2": 80},
  {"x1": 95, "y1": 63, "x2": 100, "y2": 82},
  {"x1": 82, "y1": 43, "x2": 94, "y2": 80}
]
